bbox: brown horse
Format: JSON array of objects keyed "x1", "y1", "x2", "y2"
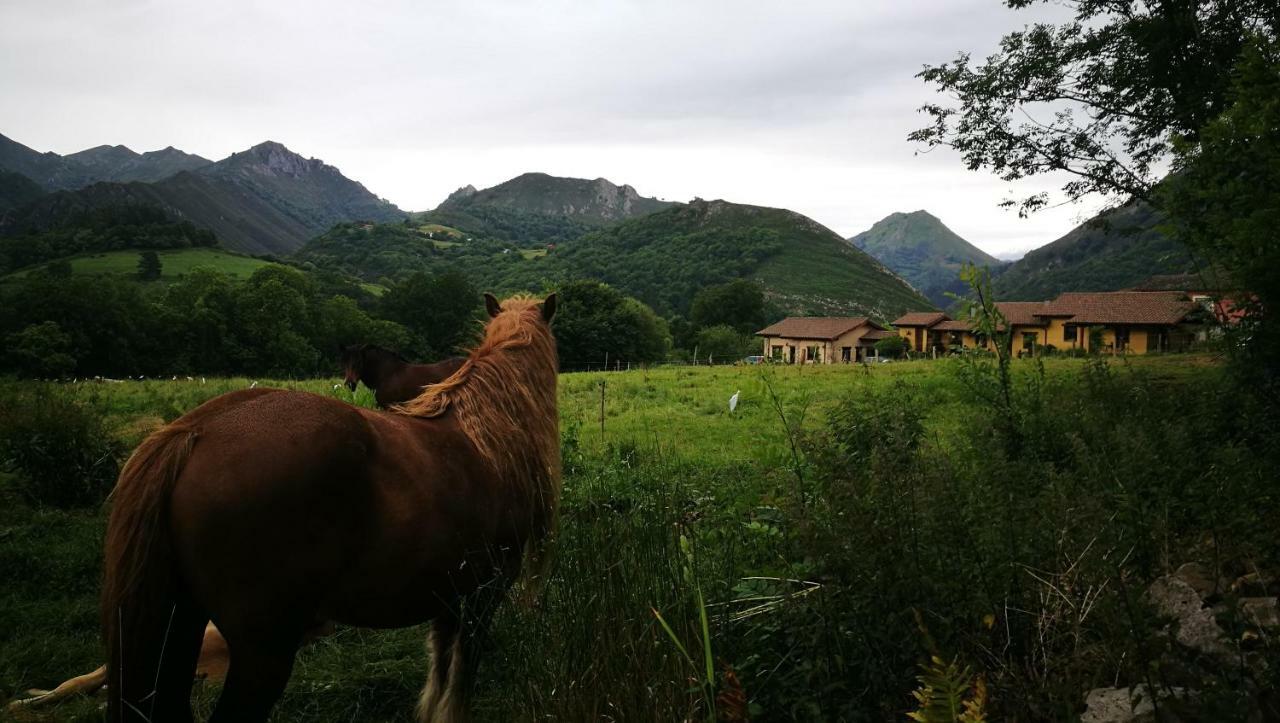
[
  {"x1": 102, "y1": 293, "x2": 559, "y2": 723},
  {"x1": 340, "y1": 345, "x2": 467, "y2": 408}
]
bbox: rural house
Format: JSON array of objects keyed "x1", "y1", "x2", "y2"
[
  {"x1": 756, "y1": 317, "x2": 890, "y2": 363},
  {"x1": 889, "y1": 291, "x2": 1202, "y2": 355}
]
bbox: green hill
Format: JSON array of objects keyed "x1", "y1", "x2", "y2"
[
  {"x1": 2, "y1": 247, "x2": 277, "y2": 282},
  {"x1": 994, "y1": 201, "x2": 1197, "y2": 300},
  {"x1": 848, "y1": 210, "x2": 1003, "y2": 307},
  {"x1": 299, "y1": 199, "x2": 933, "y2": 320}
]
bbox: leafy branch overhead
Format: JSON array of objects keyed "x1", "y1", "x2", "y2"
[{"x1": 910, "y1": 0, "x2": 1279, "y2": 215}]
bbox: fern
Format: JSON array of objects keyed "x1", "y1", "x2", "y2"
[{"x1": 907, "y1": 655, "x2": 988, "y2": 723}]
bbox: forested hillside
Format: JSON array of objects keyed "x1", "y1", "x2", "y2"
[{"x1": 994, "y1": 202, "x2": 1197, "y2": 300}]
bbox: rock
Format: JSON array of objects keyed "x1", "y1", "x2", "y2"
[
  {"x1": 1173, "y1": 562, "x2": 1220, "y2": 599},
  {"x1": 1147, "y1": 576, "x2": 1230, "y2": 657},
  {"x1": 1081, "y1": 685, "x2": 1192, "y2": 723},
  {"x1": 1239, "y1": 597, "x2": 1279, "y2": 629}
]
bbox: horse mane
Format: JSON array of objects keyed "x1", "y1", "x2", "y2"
[{"x1": 394, "y1": 296, "x2": 560, "y2": 499}]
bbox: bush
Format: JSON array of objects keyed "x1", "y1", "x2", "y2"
[
  {"x1": 0, "y1": 385, "x2": 123, "y2": 508},
  {"x1": 875, "y1": 335, "x2": 908, "y2": 359}
]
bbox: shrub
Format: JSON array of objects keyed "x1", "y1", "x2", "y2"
[
  {"x1": 875, "y1": 335, "x2": 908, "y2": 359},
  {"x1": 0, "y1": 385, "x2": 123, "y2": 508}
]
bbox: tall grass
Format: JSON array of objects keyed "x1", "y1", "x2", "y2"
[{"x1": 1, "y1": 355, "x2": 1276, "y2": 720}]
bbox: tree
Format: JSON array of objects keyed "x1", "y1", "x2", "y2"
[
  {"x1": 689, "y1": 279, "x2": 767, "y2": 335},
  {"x1": 5, "y1": 321, "x2": 77, "y2": 378},
  {"x1": 1161, "y1": 43, "x2": 1280, "y2": 398},
  {"x1": 137, "y1": 251, "x2": 162, "y2": 281},
  {"x1": 911, "y1": 0, "x2": 1278, "y2": 215},
  {"x1": 378, "y1": 270, "x2": 481, "y2": 359},
  {"x1": 874, "y1": 335, "x2": 907, "y2": 360},
  {"x1": 693, "y1": 324, "x2": 754, "y2": 363},
  {"x1": 552, "y1": 279, "x2": 670, "y2": 369}
]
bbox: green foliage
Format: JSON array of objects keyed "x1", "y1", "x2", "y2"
[
  {"x1": 874, "y1": 334, "x2": 907, "y2": 359},
  {"x1": 692, "y1": 324, "x2": 756, "y2": 363},
  {"x1": 377, "y1": 270, "x2": 481, "y2": 360},
  {"x1": 0, "y1": 386, "x2": 122, "y2": 509},
  {"x1": 135, "y1": 250, "x2": 162, "y2": 281},
  {"x1": 911, "y1": 0, "x2": 1277, "y2": 214},
  {"x1": 689, "y1": 279, "x2": 768, "y2": 335},
  {"x1": 1162, "y1": 40, "x2": 1280, "y2": 406},
  {"x1": 5, "y1": 321, "x2": 77, "y2": 378},
  {"x1": 552, "y1": 279, "x2": 670, "y2": 369}
]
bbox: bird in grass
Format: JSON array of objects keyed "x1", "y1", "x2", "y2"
[{"x1": 729, "y1": 390, "x2": 740, "y2": 412}]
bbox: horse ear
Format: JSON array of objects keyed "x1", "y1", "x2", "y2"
[
  {"x1": 541, "y1": 293, "x2": 557, "y2": 323},
  {"x1": 484, "y1": 293, "x2": 502, "y2": 318}
]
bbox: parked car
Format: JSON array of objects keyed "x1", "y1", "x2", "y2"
[{"x1": 742, "y1": 355, "x2": 766, "y2": 365}]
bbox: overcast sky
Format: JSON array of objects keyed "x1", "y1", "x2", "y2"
[{"x1": 0, "y1": 0, "x2": 1108, "y2": 258}]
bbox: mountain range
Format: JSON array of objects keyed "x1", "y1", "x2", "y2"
[
  {"x1": 0, "y1": 134, "x2": 403, "y2": 254},
  {"x1": 849, "y1": 210, "x2": 1003, "y2": 306},
  {"x1": 1, "y1": 129, "x2": 1203, "y2": 314}
]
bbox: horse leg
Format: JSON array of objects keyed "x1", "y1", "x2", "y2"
[
  {"x1": 208, "y1": 629, "x2": 301, "y2": 723},
  {"x1": 432, "y1": 579, "x2": 510, "y2": 723},
  {"x1": 146, "y1": 598, "x2": 210, "y2": 723},
  {"x1": 417, "y1": 609, "x2": 461, "y2": 723},
  {"x1": 112, "y1": 595, "x2": 208, "y2": 723}
]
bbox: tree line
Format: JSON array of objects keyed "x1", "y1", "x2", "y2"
[{"x1": 0, "y1": 258, "x2": 775, "y2": 378}]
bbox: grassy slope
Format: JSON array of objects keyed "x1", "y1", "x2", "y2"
[{"x1": 3, "y1": 247, "x2": 277, "y2": 281}]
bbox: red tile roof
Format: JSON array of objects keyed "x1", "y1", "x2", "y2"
[
  {"x1": 756, "y1": 317, "x2": 874, "y2": 340},
  {"x1": 933, "y1": 319, "x2": 975, "y2": 332},
  {"x1": 892, "y1": 311, "x2": 948, "y2": 328},
  {"x1": 994, "y1": 302, "x2": 1048, "y2": 327},
  {"x1": 1040, "y1": 292, "x2": 1194, "y2": 325}
]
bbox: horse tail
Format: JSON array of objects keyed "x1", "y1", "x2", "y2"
[{"x1": 102, "y1": 425, "x2": 202, "y2": 722}]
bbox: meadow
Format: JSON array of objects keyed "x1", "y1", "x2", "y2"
[
  {"x1": 2, "y1": 354, "x2": 1277, "y2": 721},
  {"x1": 2, "y1": 248, "x2": 276, "y2": 282}
]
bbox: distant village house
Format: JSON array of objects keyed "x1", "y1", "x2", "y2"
[
  {"x1": 890, "y1": 291, "x2": 1209, "y2": 355},
  {"x1": 755, "y1": 317, "x2": 892, "y2": 363}
]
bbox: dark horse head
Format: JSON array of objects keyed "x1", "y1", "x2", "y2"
[{"x1": 339, "y1": 344, "x2": 407, "y2": 393}]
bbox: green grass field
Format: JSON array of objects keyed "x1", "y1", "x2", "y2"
[
  {"x1": 2, "y1": 353, "x2": 1274, "y2": 721},
  {"x1": 3, "y1": 248, "x2": 277, "y2": 282}
]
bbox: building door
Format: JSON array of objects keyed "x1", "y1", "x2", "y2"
[
  {"x1": 841, "y1": 346, "x2": 851, "y2": 362},
  {"x1": 914, "y1": 328, "x2": 922, "y2": 352},
  {"x1": 788, "y1": 346, "x2": 796, "y2": 364}
]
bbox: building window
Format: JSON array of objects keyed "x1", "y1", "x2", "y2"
[
  {"x1": 1115, "y1": 327, "x2": 1129, "y2": 350},
  {"x1": 806, "y1": 345, "x2": 821, "y2": 362},
  {"x1": 841, "y1": 346, "x2": 851, "y2": 362},
  {"x1": 1063, "y1": 325, "x2": 1077, "y2": 344},
  {"x1": 771, "y1": 345, "x2": 783, "y2": 360},
  {"x1": 1022, "y1": 332, "x2": 1039, "y2": 351}
]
